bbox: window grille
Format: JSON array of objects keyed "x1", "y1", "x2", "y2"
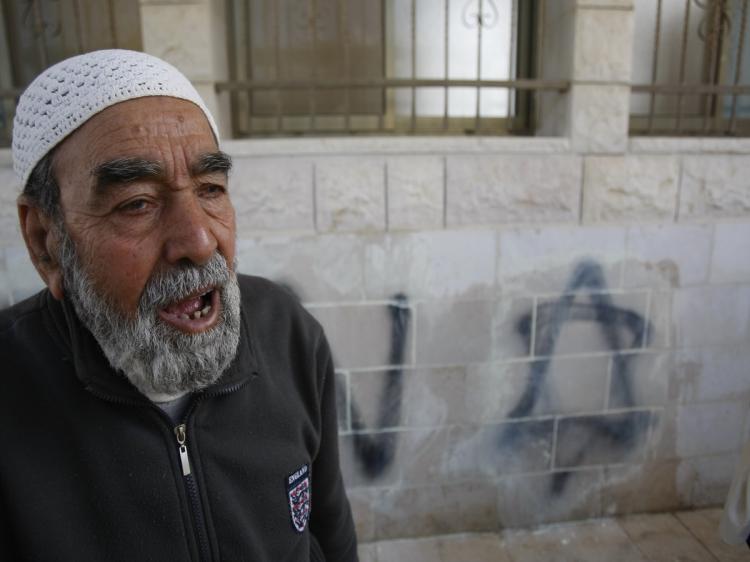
[
  {"x1": 0, "y1": 0, "x2": 142, "y2": 147},
  {"x1": 219, "y1": 0, "x2": 567, "y2": 137},
  {"x1": 630, "y1": 0, "x2": 750, "y2": 136}
]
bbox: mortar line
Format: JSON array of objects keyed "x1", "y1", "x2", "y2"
[
  {"x1": 674, "y1": 154, "x2": 684, "y2": 223},
  {"x1": 442, "y1": 156, "x2": 448, "y2": 229},
  {"x1": 384, "y1": 161, "x2": 389, "y2": 232},
  {"x1": 673, "y1": 514, "x2": 721, "y2": 562},
  {"x1": 312, "y1": 162, "x2": 318, "y2": 232}
]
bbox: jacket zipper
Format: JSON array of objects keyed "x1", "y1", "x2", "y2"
[
  {"x1": 170, "y1": 381, "x2": 251, "y2": 562},
  {"x1": 174, "y1": 422, "x2": 212, "y2": 562}
]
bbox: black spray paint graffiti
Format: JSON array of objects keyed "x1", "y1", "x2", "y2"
[
  {"x1": 501, "y1": 259, "x2": 652, "y2": 494},
  {"x1": 289, "y1": 259, "x2": 653, "y2": 487},
  {"x1": 348, "y1": 294, "x2": 410, "y2": 479}
]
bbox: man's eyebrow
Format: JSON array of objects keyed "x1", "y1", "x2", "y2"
[
  {"x1": 93, "y1": 157, "x2": 163, "y2": 192},
  {"x1": 192, "y1": 151, "x2": 233, "y2": 177}
]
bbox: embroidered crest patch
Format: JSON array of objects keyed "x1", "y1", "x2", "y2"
[{"x1": 286, "y1": 464, "x2": 311, "y2": 533}]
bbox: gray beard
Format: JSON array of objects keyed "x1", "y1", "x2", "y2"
[{"x1": 57, "y1": 229, "x2": 242, "y2": 398}]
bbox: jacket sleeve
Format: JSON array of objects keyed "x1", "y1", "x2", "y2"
[{"x1": 309, "y1": 330, "x2": 359, "y2": 562}]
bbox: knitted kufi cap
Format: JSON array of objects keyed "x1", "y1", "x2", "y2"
[{"x1": 12, "y1": 49, "x2": 219, "y2": 187}]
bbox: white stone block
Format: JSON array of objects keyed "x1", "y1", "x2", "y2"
[
  {"x1": 316, "y1": 158, "x2": 386, "y2": 233},
  {"x1": 415, "y1": 300, "x2": 493, "y2": 365},
  {"x1": 0, "y1": 165, "x2": 21, "y2": 247},
  {"x1": 574, "y1": 8, "x2": 634, "y2": 82},
  {"x1": 672, "y1": 285, "x2": 750, "y2": 348},
  {"x1": 235, "y1": 234, "x2": 365, "y2": 302},
  {"x1": 583, "y1": 155, "x2": 680, "y2": 222},
  {"x1": 364, "y1": 229, "x2": 496, "y2": 301},
  {"x1": 673, "y1": 347, "x2": 750, "y2": 404},
  {"x1": 497, "y1": 225, "x2": 627, "y2": 296},
  {"x1": 677, "y1": 453, "x2": 739, "y2": 507},
  {"x1": 446, "y1": 155, "x2": 581, "y2": 226},
  {"x1": 141, "y1": 4, "x2": 214, "y2": 81},
  {"x1": 680, "y1": 156, "x2": 750, "y2": 219},
  {"x1": 675, "y1": 401, "x2": 746, "y2": 458},
  {"x1": 570, "y1": 85, "x2": 629, "y2": 154},
  {"x1": 710, "y1": 222, "x2": 750, "y2": 283},
  {"x1": 230, "y1": 158, "x2": 314, "y2": 234},
  {"x1": 386, "y1": 156, "x2": 444, "y2": 231},
  {"x1": 624, "y1": 224, "x2": 712, "y2": 288}
]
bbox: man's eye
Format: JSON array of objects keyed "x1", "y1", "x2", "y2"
[
  {"x1": 118, "y1": 199, "x2": 151, "y2": 213},
  {"x1": 200, "y1": 184, "x2": 226, "y2": 198}
]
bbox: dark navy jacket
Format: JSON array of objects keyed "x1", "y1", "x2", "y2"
[{"x1": 0, "y1": 275, "x2": 357, "y2": 561}]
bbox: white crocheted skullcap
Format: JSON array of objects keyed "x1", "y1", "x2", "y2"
[{"x1": 12, "y1": 49, "x2": 219, "y2": 187}]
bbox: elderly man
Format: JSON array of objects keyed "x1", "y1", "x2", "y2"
[{"x1": 0, "y1": 50, "x2": 357, "y2": 561}]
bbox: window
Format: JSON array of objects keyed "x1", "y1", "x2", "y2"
[{"x1": 221, "y1": 0, "x2": 555, "y2": 136}]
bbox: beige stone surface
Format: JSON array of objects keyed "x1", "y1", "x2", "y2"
[
  {"x1": 497, "y1": 225, "x2": 627, "y2": 297},
  {"x1": 675, "y1": 402, "x2": 746, "y2": 458},
  {"x1": 710, "y1": 222, "x2": 750, "y2": 284},
  {"x1": 534, "y1": 291, "x2": 649, "y2": 356},
  {"x1": 608, "y1": 351, "x2": 672, "y2": 409},
  {"x1": 364, "y1": 230, "x2": 496, "y2": 301},
  {"x1": 414, "y1": 300, "x2": 493, "y2": 365},
  {"x1": 140, "y1": 4, "x2": 214, "y2": 81},
  {"x1": 570, "y1": 85, "x2": 629, "y2": 153},
  {"x1": 231, "y1": 158, "x2": 314, "y2": 233},
  {"x1": 465, "y1": 355, "x2": 609, "y2": 424},
  {"x1": 492, "y1": 297, "x2": 534, "y2": 361},
  {"x1": 672, "y1": 285, "x2": 750, "y2": 349},
  {"x1": 677, "y1": 454, "x2": 739, "y2": 508},
  {"x1": 680, "y1": 156, "x2": 750, "y2": 220},
  {"x1": 308, "y1": 301, "x2": 415, "y2": 369},
  {"x1": 672, "y1": 347, "x2": 750, "y2": 405},
  {"x1": 676, "y1": 508, "x2": 750, "y2": 561},
  {"x1": 0, "y1": 165, "x2": 21, "y2": 247},
  {"x1": 497, "y1": 468, "x2": 604, "y2": 528},
  {"x1": 624, "y1": 224, "x2": 713, "y2": 288},
  {"x1": 373, "y1": 483, "x2": 498, "y2": 539},
  {"x1": 446, "y1": 155, "x2": 582, "y2": 226},
  {"x1": 386, "y1": 156, "x2": 444, "y2": 231},
  {"x1": 442, "y1": 419, "x2": 554, "y2": 481},
  {"x1": 502, "y1": 518, "x2": 646, "y2": 562},
  {"x1": 602, "y1": 461, "x2": 682, "y2": 516},
  {"x1": 574, "y1": 8, "x2": 634, "y2": 82},
  {"x1": 583, "y1": 155, "x2": 680, "y2": 222},
  {"x1": 235, "y1": 234, "x2": 366, "y2": 302},
  {"x1": 316, "y1": 158, "x2": 386, "y2": 233},
  {"x1": 349, "y1": 367, "x2": 467, "y2": 430},
  {"x1": 364, "y1": 533, "x2": 512, "y2": 562},
  {"x1": 618, "y1": 513, "x2": 714, "y2": 561}
]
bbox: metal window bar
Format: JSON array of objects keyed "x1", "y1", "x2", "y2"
[
  {"x1": 0, "y1": 0, "x2": 143, "y2": 147},
  {"x1": 631, "y1": 0, "x2": 750, "y2": 136},
  {"x1": 221, "y1": 0, "x2": 567, "y2": 137}
]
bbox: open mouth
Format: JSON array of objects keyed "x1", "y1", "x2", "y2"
[{"x1": 157, "y1": 287, "x2": 221, "y2": 333}]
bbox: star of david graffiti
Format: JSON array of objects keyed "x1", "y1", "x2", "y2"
[
  {"x1": 306, "y1": 259, "x2": 652, "y2": 492},
  {"x1": 500, "y1": 259, "x2": 652, "y2": 494}
]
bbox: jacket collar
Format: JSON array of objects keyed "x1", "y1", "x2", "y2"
[{"x1": 42, "y1": 289, "x2": 259, "y2": 405}]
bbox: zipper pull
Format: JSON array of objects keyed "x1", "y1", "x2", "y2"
[{"x1": 174, "y1": 424, "x2": 192, "y2": 476}]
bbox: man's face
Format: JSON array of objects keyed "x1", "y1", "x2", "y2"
[
  {"x1": 49, "y1": 97, "x2": 241, "y2": 397},
  {"x1": 53, "y1": 96, "x2": 236, "y2": 329}
]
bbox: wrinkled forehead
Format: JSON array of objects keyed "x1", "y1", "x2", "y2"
[{"x1": 50, "y1": 97, "x2": 223, "y2": 193}]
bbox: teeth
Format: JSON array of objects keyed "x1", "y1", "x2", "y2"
[
  {"x1": 201, "y1": 305, "x2": 211, "y2": 315},
  {"x1": 192, "y1": 310, "x2": 202, "y2": 319},
  {"x1": 179, "y1": 314, "x2": 189, "y2": 320}
]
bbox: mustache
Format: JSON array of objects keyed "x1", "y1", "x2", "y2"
[{"x1": 138, "y1": 252, "x2": 232, "y2": 312}]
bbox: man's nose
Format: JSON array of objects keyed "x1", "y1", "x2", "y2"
[{"x1": 162, "y1": 193, "x2": 218, "y2": 265}]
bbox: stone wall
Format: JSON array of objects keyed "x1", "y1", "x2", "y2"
[{"x1": 0, "y1": 0, "x2": 749, "y2": 543}]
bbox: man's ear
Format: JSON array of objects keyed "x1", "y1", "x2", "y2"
[{"x1": 17, "y1": 196, "x2": 65, "y2": 301}]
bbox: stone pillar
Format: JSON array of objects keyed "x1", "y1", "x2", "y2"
[
  {"x1": 139, "y1": 0, "x2": 232, "y2": 139},
  {"x1": 568, "y1": 0, "x2": 635, "y2": 153}
]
